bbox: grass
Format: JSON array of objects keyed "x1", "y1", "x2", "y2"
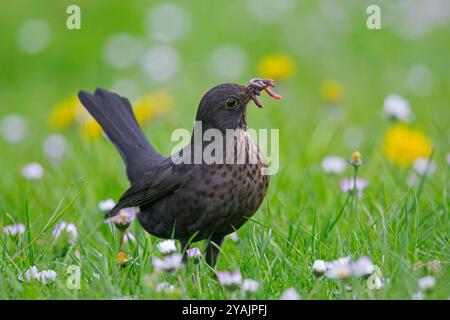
[{"x1": 0, "y1": 0, "x2": 449, "y2": 299}]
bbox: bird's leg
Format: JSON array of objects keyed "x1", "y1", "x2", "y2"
[
  {"x1": 180, "y1": 239, "x2": 190, "y2": 264},
  {"x1": 205, "y1": 236, "x2": 224, "y2": 268}
]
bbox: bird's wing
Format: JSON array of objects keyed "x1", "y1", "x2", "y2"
[{"x1": 108, "y1": 163, "x2": 191, "y2": 217}]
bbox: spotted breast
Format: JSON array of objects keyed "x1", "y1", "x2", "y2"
[{"x1": 138, "y1": 130, "x2": 269, "y2": 241}]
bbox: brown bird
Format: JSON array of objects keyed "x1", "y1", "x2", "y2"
[{"x1": 78, "y1": 78, "x2": 281, "y2": 267}]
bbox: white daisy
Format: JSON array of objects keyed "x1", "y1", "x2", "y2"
[
  {"x1": 418, "y1": 275, "x2": 435, "y2": 291},
  {"x1": 280, "y1": 287, "x2": 301, "y2": 300},
  {"x1": 156, "y1": 239, "x2": 177, "y2": 255},
  {"x1": 152, "y1": 253, "x2": 183, "y2": 272},
  {"x1": 52, "y1": 221, "x2": 78, "y2": 243},
  {"x1": 1, "y1": 114, "x2": 27, "y2": 144},
  {"x1": 321, "y1": 156, "x2": 347, "y2": 174},
  {"x1": 17, "y1": 19, "x2": 51, "y2": 55},
  {"x1": 383, "y1": 94, "x2": 412, "y2": 121},
  {"x1": 140, "y1": 45, "x2": 180, "y2": 83},
  {"x1": 350, "y1": 256, "x2": 375, "y2": 277},
  {"x1": 156, "y1": 281, "x2": 175, "y2": 293},
  {"x1": 99, "y1": 199, "x2": 116, "y2": 212},
  {"x1": 39, "y1": 270, "x2": 57, "y2": 284},
  {"x1": 3, "y1": 223, "x2": 25, "y2": 236},
  {"x1": 109, "y1": 208, "x2": 136, "y2": 230},
  {"x1": 406, "y1": 64, "x2": 433, "y2": 97},
  {"x1": 103, "y1": 33, "x2": 143, "y2": 69},
  {"x1": 312, "y1": 259, "x2": 328, "y2": 275},
  {"x1": 24, "y1": 266, "x2": 40, "y2": 281},
  {"x1": 242, "y1": 279, "x2": 260, "y2": 293},
  {"x1": 43, "y1": 134, "x2": 67, "y2": 162},
  {"x1": 186, "y1": 247, "x2": 202, "y2": 259},
  {"x1": 247, "y1": 0, "x2": 297, "y2": 24},
  {"x1": 324, "y1": 257, "x2": 352, "y2": 280},
  {"x1": 340, "y1": 177, "x2": 369, "y2": 197},
  {"x1": 229, "y1": 232, "x2": 239, "y2": 243},
  {"x1": 21, "y1": 266, "x2": 57, "y2": 284},
  {"x1": 217, "y1": 270, "x2": 242, "y2": 289},
  {"x1": 413, "y1": 158, "x2": 437, "y2": 176},
  {"x1": 145, "y1": 4, "x2": 190, "y2": 43},
  {"x1": 21, "y1": 162, "x2": 44, "y2": 180},
  {"x1": 65, "y1": 223, "x2": 78, "y2": 240},
  {"x1": 407, "y1": 172, "x2": 421, "y2": 187}
]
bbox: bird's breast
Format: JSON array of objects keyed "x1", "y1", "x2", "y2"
[{"x1": 138, "y1": 130, "x2": 270, "y2": 241}]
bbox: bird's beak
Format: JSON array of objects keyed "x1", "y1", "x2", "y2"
[{"x1": 246, "y1": 78, "x2": 282, "y2": 108}]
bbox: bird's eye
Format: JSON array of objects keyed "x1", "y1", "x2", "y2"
[{"x1": 225, "y1": 97, "x2": 238, "y2": 109}]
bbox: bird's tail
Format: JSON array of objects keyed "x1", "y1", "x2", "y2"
[{"x1": 78, "y1": 88, "x2": 163, "y2": 183}]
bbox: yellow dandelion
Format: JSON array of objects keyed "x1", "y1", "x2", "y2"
[
  {"x1": 80, "y1": 118, "x2": 103, "y2": 139},
  {"x1": 257, "y1": 54, "x2": 295, "y2": 80},
  {"x1": 49, "y1": 95, "x2": 82, "y2": 129},
  {"x1": 384, "y1": 124, "x2": 432, "y2": 167},
  {"x1": 320, "y1": 79, "x2": 343, "y2": 103},
  {"x1": 117, "y1": 251, "x2": 129, "y2": 267},
  {"x1": 133, "y1": 91, "x2": 173, "y2": 124}
]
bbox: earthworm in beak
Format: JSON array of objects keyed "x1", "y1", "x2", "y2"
[{"x1": 247, "y1": 78, "x2": 282, "y2": 108}]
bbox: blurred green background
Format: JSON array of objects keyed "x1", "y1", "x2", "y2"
[
  {"x1": 1, "y1": 0, "x2": 449, "y2": 152},
  {"x1": 1, "y1": 0, "x2": 449, "y2": 207}
]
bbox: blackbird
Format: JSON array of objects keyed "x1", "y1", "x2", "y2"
[{"x1": 78, "y1": 78, "x2": 281, "y2": 267}]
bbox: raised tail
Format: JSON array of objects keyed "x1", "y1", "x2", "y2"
[{"x1": 78, "y1": 88, "x2": 164, "y2": 183}]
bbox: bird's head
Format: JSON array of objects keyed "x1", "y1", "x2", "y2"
[{"x1": 195, "y1": 78, "x2": 282, "y2": 131}]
